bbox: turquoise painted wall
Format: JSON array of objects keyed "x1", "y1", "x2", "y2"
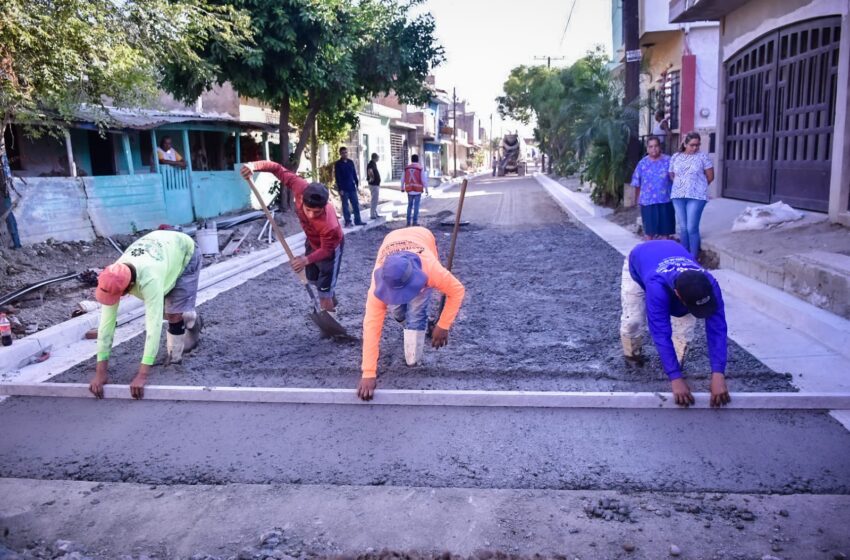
[
  {"x1": 191, "y1": 169, "x2": 250, "y2": 219},
  {"x1": 88, "y1": 174, "x2": 168, "y2": 234},
  {"x1": 11, "y1": 177, "x2": 95, "y2": 243}
]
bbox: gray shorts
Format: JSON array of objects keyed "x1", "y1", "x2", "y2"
[{"x1": 164, "y1": 246, "x2": 202, "y2": 314}]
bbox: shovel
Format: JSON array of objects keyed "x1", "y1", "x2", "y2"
[
  {"x1": 427, "y1": 178, "x2": 469, "y2": 337},
  {"x1": 243, "y1": 175, "x2": 350, "y2": 339}
]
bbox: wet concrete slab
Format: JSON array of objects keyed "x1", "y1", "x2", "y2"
[{"x1": 1, "y1": 397, "x2": 848, "y2": 493}]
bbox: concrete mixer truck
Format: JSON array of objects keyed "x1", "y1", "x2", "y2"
[{"x1": 496, "y1": 133, "x2": 527, "y2": 177}]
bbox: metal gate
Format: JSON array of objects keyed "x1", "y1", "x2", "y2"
[
  {"x1": 390, "y1": 133, "x2": 404, "y2": 181},
  {"x1": 723, "y1": 17, "x2": 841, "y2": 212}
]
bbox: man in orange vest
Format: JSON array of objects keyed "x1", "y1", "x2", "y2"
[
  {"x1": 401, "y1": 154, "x2": 429, "y2": 226},
  {"x1": 357, "y1": 227, "x2": 465, "y2": 400}
]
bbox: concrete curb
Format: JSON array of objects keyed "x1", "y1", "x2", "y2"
[
  {"x1": 533, "y1": 173, "x2": 613, "y2": 217},
  {"x1": 713, "y1": 268, "x2": 850, "y2": 360},
  {"x1": 534, "y1": 173, "x2": 638, "y2": 256}
]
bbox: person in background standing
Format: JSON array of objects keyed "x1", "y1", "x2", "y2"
[
  {"x1": 492, "y1": 154, "x2": 498, "y2": 177},
  {"x1": 402, "y1": 154, "x2": 429, "y2": 227},
  {"x1": 366, "y1": 153, "x2": 381, "y2": 220},
  {"x1": 631, "y1": 136, "x2": 675, "y2": 240},
  {"x1": 669, "y1": 131, "x2": 714, "y2": 259},
  {"x1": 156, "y1": 136, "x2": 187, "y2": 169},
  {"x1": 333, "y1": 146, "x2": 365, "y2": 227},
  {"x1": 0, "y1": 148, "x2": 21, "y2": 249},
  {"x1": 652, "y1": 110, "x2": 670, "y2": 152}
]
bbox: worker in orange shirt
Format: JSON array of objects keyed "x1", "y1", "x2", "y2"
[{"x1": 357, "y1": 227, "x2": 465, "y2": 400}]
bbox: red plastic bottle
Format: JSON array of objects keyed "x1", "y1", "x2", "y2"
[{"x1": 0, "y1": 313, "x2": 12, "y2": 346}]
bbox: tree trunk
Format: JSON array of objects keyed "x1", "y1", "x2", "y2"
[
  {"x1": 310, "y1": 119, "x2": 318, "y2": 182},
  {"x1": 279, "y1": 96, "x2": 292, "y2": 169},
  {"x1": 0, "y1": 118, "x2": 22, "y2": 248},
  {"x1": 291, "y1": 104, "x2": 320, "y2": 169}
]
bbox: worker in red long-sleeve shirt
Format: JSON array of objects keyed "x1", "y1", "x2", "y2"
[{"x1": 241, "y1": 162, "x2": 344, "y2": 314}]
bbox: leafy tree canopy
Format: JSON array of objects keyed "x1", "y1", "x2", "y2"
[
  {"x1": 165, "y1": 0, "x2": 444, "y2": 168},
  {"x1": 0, "y1": 0, "x2": 251, "y2": 129},
  {"x1": 498, "y1": 47, "x2": 635, "y2": 206}
]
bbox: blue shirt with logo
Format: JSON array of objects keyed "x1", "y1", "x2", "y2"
[{"x1": 628, "y1": 240, "x2": 727, "y2": 379}]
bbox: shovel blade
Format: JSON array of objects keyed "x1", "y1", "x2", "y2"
[{"x1": 309, "y1": 310, "x2": 351, "y2": 340}]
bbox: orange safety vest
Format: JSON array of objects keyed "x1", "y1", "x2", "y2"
[{"x1": 403, "y1": 163, "x2": 425, "y2": 194}]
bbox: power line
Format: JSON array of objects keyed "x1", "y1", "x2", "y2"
[{"x1": 560, "y1": 0, "x2": 579, "y2": 46}]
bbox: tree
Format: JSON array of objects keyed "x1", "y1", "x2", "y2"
[
  {"x1": 497, "y1": 48, "x2": 635, "y2": 205},
  {"x1": 165, "y1": 0, "x2": 444, "y2": 170},
  {"x1": 0, "y1": 0, "x2": 250, "y2": 239},
  {"x1": 0, "y1": 0, "x2": 249, "y2": 130}
]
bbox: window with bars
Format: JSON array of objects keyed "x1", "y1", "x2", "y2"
[{"x1": 666, "y1": 70, "x2": 681, "y2": 131}]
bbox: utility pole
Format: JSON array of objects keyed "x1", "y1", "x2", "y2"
[
  {"x1": 623, "y1": 0, "x2": 641, "y2": 173},
  {"x1": 452, "y1": 87, "x2": 458, "y2": 178},
  {"x1": 489, "y1": 113, "x2": 494, "y2": 167},
  {"x1": 534, "y1": 55, "x2": 565, "y2": 68},
  {"x1": 311, "y1": 119, "x2": 319, "y2": 182}
]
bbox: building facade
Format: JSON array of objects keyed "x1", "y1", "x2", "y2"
[
  {"x1": 671, "y1": 0, "x2": 850, "y2": 222},
  {"x1": 627, "y1": 0, "x2": 721, "y2": 157},
  {"x1": 4, "y1": 108, "x2": 274, "y2": 244}
]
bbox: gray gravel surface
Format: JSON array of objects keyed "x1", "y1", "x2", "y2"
[{"x1": 50, "y1": 176, "x2": 792, "y2": 393}]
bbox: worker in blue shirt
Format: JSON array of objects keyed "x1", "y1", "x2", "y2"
[
  {"x1": 620, "y1": 240, "x2": 731, "y2": 407},
  {"x1": 333, "y1": 146, "x2": 365, "y2": 227}
]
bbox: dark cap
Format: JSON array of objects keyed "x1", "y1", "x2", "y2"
[
  {"x1": 303, "y1": 183, "x2": 329, "y2": 208},
  {"x1": 675, "y1": 270, "x2": 718, "y2": 319}
]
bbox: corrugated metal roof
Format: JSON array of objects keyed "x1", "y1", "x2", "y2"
[{"x1": 73, "y1": 106, "x2": 279, "y2": 132}]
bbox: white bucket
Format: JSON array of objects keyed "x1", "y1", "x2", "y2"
[{"x1": 196, "y1": 229, "x2": 220, "y2": 255}]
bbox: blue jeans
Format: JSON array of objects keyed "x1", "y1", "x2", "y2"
[
  {"x1": 340, "y1": 189, "x2": 362, "y2": 226},
  {"x1": 672, "y1": 198, "x2": 707, "y2": 257},
  {"x1": 406, "y1": 194, "x2": 421, "y2": 226},
  {"x1": 389, "y1": 288, "x2": 432, "y2": 330},
  {"x1": 3, "y1": 195, "x2": 21, "y2": 249}
]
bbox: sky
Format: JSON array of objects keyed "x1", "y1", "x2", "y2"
[{"x1": 419, "y1": 0, "x2": 613, "y2": 139}]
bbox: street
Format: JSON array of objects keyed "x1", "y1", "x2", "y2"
[{"x1": 2, "y1": 174, "x2": 849, "y2": 559}]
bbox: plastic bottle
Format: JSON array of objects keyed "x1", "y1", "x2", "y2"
[{"x1": 0, "y1": 313, "x2": 12, "y2": 347}]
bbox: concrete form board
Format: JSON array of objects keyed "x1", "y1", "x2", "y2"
[{"x1": 3, "y1": 382, "x2": 850, "y2": 410}]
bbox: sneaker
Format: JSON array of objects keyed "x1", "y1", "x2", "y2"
[
  {"x1": 354, "y1": 221, "x2": 366, "y2": 226},
  {"x1": 344, "y1": 222, "x2": 353, "y2": 228}
]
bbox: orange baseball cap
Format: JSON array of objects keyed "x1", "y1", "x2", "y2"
[{"x1": 95, "y1": 263, "x2": 132, "y2": 305}]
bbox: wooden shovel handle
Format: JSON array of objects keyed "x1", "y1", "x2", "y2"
[
  {"x1": 445, "y1": 178, "x2": 468, "y2": 272},
  {"x1": 244, "y1": 175, "x2": 308, "y2": 285}
]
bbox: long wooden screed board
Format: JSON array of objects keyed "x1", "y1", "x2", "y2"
[{"x1": 2, "y1": 383, "x2": 850, "y2": 410}]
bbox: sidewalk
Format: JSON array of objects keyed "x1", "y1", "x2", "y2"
[{"x1": 534, "y1": 173, "x2": 850, "y2": 429}]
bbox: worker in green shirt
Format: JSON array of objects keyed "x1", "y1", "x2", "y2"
[{"x1": 89, "y1": 230, "x2": 203, "y2": 399}]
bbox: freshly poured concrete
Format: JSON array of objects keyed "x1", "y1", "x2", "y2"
[
  {"x1": 50, "y1": 177, "x2": 791, "y2": 394},
  {"x1": 1, "y1": 397, "x2": 849, "y2": 493}
]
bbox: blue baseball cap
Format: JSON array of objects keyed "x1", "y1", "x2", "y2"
[{"x1": 373, "y1": 252, "x2": 428, "y2": 305}]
